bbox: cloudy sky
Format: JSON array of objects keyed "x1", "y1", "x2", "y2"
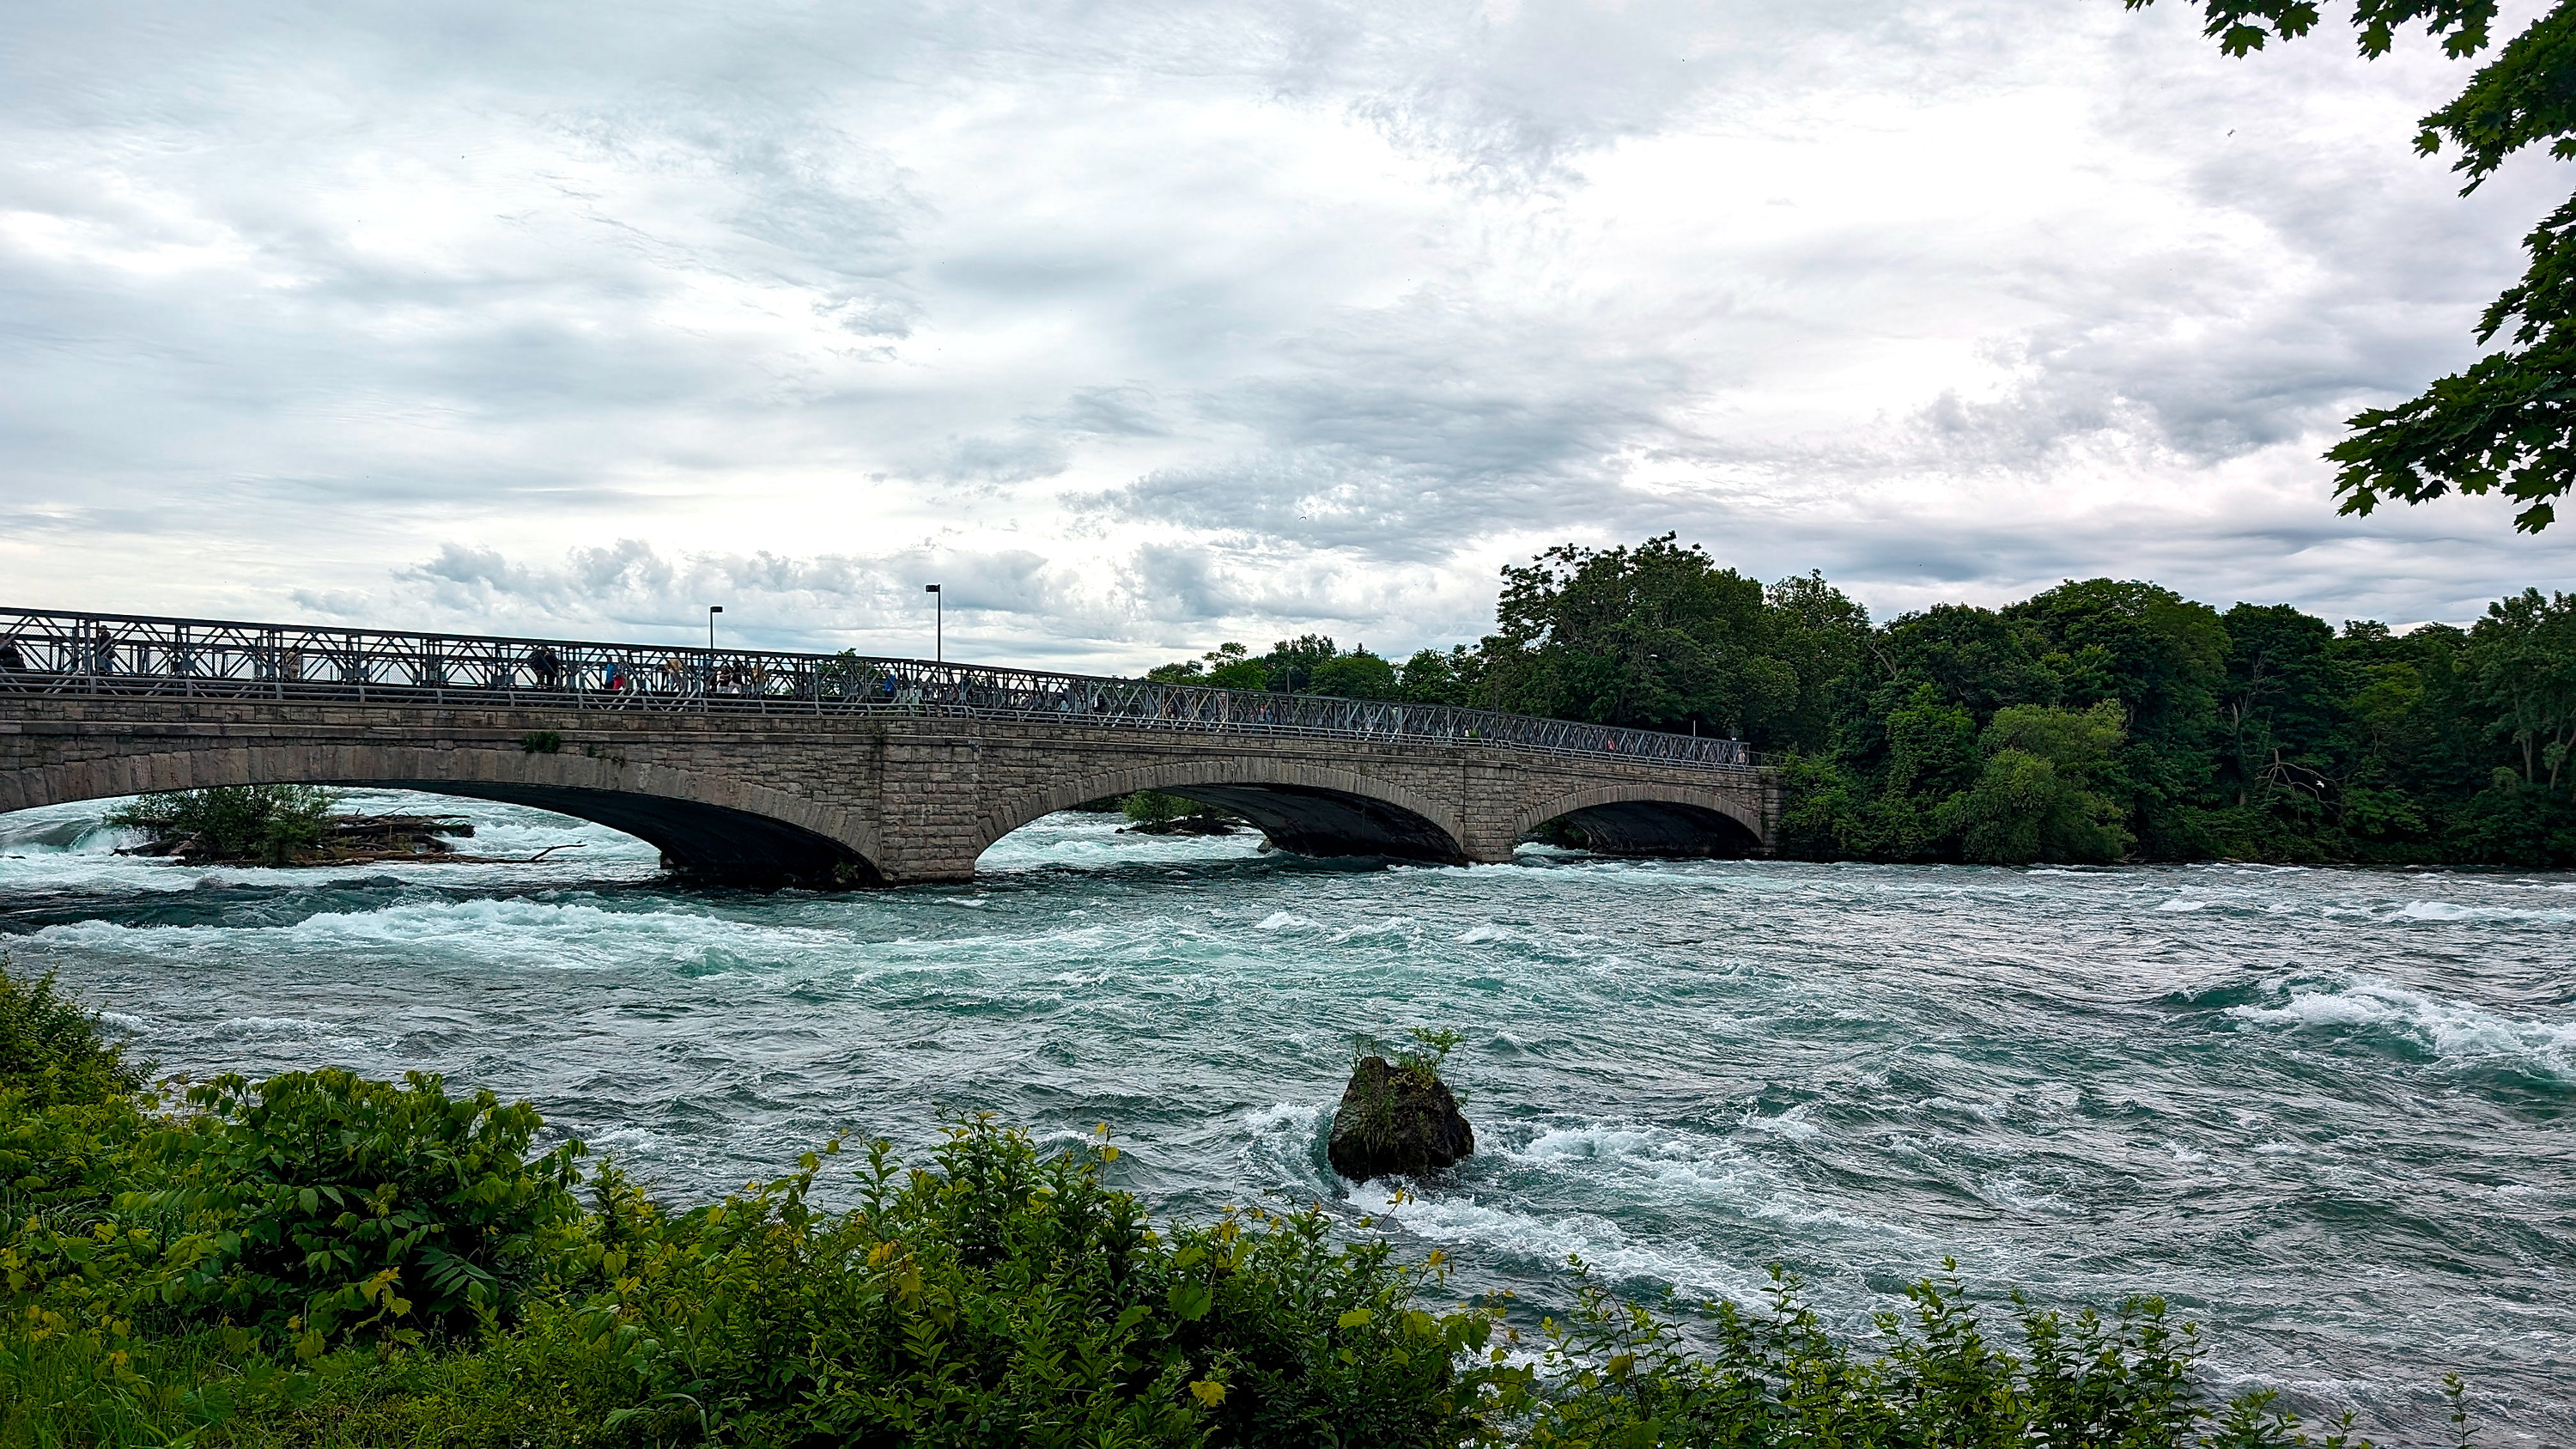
[{"x1": 3, "y1": 0, "x2": 2567, "y2": 669}]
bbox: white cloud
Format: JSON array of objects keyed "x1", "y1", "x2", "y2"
[{"x1": 3, "y1": 0, "x2": 2568, "y2": 671}]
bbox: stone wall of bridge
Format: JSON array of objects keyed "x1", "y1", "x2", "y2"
[{"x1": 0, "y1": 697, "x2": 1778, "y2": 886}]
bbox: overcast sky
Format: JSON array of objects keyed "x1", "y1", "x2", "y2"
[{"x1": 3, "y1": 0, "x2": 2569, "y2": 669}]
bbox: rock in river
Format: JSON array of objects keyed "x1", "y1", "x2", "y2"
[{"x1": 1326, "y1": 1055, "x2": 1474, "y2": 1183}]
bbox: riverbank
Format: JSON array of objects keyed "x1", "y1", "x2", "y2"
[{"x1": 1, "y1": 963, "x2": 2450, "y2": 1446}]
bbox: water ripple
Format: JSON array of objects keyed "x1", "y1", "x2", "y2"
[{"x1": 2, "y1": 794, "x2": 2569, "y2": 1441}]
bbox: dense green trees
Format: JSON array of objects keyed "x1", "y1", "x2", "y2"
[
  {"x1": 1792, "y1": 575, "x2": 2576, "y2": 865},
  {"x1": 1145, "y1": 539, "x2": 2576, "y2": 865},
  {"x1": 1148, "y1": 636, "x2": 1402, "y2": 699}
]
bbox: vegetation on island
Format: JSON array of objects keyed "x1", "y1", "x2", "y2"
[
  {"x1": 106, "y1": 786, "x2": 345, "y2": 868},
  {"x1": 1154, "y1": 535, "x2": 2576, "y2": 866},
  {"x1": 1120, "y1": 790, "x2": 1241, "y2": 833},
  {"x1": 2124, "y1": 0, "x2": 2576, "y2": 533},
  {"x1": 105, "y1": 785, "x2": 479, "y2": 868},
  {"x1": 0, "y1": 961, "x2": 2451, "y2": 1446}
]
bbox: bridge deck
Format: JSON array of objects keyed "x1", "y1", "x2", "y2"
[{"x1": 0, "y1": 606, "x2": 1752, "y2": 770}]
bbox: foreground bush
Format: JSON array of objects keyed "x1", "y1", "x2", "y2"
[
  {"x1": 120, "y1": 1069, "x2": 588, "y2": 1346},
  {"x1": 571, "y1": 1127, "x2": 1499, "y2": 1446},
  {"x1": 0, "y1": 962, "x2": 2443, "y2": 1447},
  {"x1": 0, "y1": 965, "x2": 148, "y2": 1111}
]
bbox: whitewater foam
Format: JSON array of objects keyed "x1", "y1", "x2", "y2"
[
  {"x1": 4, "y1": 802, "x2": 2569, "y2": 1440},
  {"x1": 2392, "y1": 898, "x2": 2576, "y2": 923},
  {"x1": 2229, "y1": 977, "x2": 2574, "y2": 1079},
  {"x1": 1368, "y1": 1188, "x2": 1775, "y2": 1301}
]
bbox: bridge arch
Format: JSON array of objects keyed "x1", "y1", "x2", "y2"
[
  {"x1": 975, "y1": 759, "x2": 1468, "y2": 866},
  {"x1": 1514, "y1": 782, "x2": 1764, "y2": 858},
  {"x1": 3, "y1": 744, "x2": 884, "y2": 888}
]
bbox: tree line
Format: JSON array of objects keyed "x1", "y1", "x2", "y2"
[{"x1": 1147, "y1": 534, "x2": 2576, "y2": 867}]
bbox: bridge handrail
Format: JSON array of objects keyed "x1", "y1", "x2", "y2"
[{"x1": 0, "y1": 607, "x2": 1757, "y2": 771}]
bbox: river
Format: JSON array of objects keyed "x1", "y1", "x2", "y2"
[{"x1": 1, "y1": 791, "x2": 2567, "y2": 1443}]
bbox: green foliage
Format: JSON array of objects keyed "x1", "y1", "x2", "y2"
[
  {"x1": 105, "y1": 785, "x2": 341, "y2": 866},
  {"x1": 1125, "y1": 789, "x2": 1190, "y2": 824},
  {"x1": 2464, "y1": 587, "x2": 2576, "y2": 786},
  {"x1": 107, "y1": 1071, "x2": 587, "y2": 1348},
  {"x1": 0, "y1": 961, "x2": 149, "y2": 1110},
  {"x1": 1123, "y1": 790, "x2": 1230, "y2": 825},
  {"x1": 519, "y1": 729, "x2": 564, "y2": 753},
  {"x1": 0, "y1": 1295, "x2": 634, "y2": 1447},
  {"x1": 1149, "y1": 636, "x2": 1404, "y2": 696},
  {"x1": 2329, "y1": 187, "x2": 2576, "y2": 533},
  {"x1": 1517, "y1": 1260, "x2": 2264, "y2": 1448},
  {"x1": 1945, "y1": 703, "x2": 2135, "y2": 866},
  {"x1": 0, "y1": 963, "x2": 155, "y2": 1227},
  {"x1": 1396, "y1": 1026, "x2": 1466, "y2": 1080},
  {"x1": 1150, "y1": 642, "x2": 1275, "y2": 691},
  {"x1": 2121, "y1": 1, "x2": 2500, "y2": 63},
  {"x1": 574, "y1": 1121, "x2": 1508, "y2": 1447},
  {"x1": 1261, "y1": 634, "x2": 1340, "y2": 693},
  {"x1": 2440, "y1": 775, "x2": 2576, "y2": 863},
  {"x1": 1392, "y1": 645, "x2": 1476, "y2": 705},
  {"x1": 1205, "y1": 659, "x2": 1272, "y2": 691},
  {"x1": 1309, "y1": 649, "x2": 1398, "y2": 699},
  {"x1": 1142, "y1": 531, "x2": 2576, "y2": 866},
  {"x1": 1754, "y1": 559, "x2": 2576, "y2": 865},
  {"x1": 1478, "y1": 533, "x2": 1803, "y2": 740},
  {"x1": 2124, "y1": 0, "x2": 2576, "y2": 531},
  {"x1": 0, "y1": 994, "x2": 586, "y2": 1358}
]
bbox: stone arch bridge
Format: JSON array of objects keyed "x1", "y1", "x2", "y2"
[{"x1": 0, "y1": 609, "x2": 1778, "y2": 887}]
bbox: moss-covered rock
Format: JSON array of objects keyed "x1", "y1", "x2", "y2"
[{"x1": 1327, "y1": 1055, "x2": 1473, "y2": 1182}]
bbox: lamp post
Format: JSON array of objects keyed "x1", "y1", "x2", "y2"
[
  {"x1": 923, "y1": 584, "x2": 941, "y2": 662},
  {"x1": 708, "y1": 605, "x2": 724, "y2": 652}
]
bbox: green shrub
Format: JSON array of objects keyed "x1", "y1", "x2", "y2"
[
  {"x1": 106, "y1": 785, "x2": 340, "y2": 866},
  {"x1": 0, "y1": 1299, "x2": 632, "y2": 1448},
  {"x1": 1122, "y1": 790, "x2": 1230, "y2": 825},
  {"x1": 1516, "y1": 1259, "x2": 2398, "y2": 1449},
  {"x1": 0, "y1": 961, "x2": 148, "y2": 1110},
  {"x1": 574, "y1": 1120, "x2": 1509, "y2": 1447},
  {"x1": 112, "y1": 1070, "x2": 586, "y2": 1349},
  {"x1": 0, "y1": 962, "x2": 155, "y2": 1231}
]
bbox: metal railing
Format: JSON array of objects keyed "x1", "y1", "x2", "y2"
[{"x1": 0, "y1": 607, "x2": 1755, "y2": 770}]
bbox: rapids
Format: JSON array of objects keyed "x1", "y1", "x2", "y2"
[{"x1": 2, "y1": 791, "x2": 2568, "y2": 1442}]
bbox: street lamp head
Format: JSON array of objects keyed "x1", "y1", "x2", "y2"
[
  {"x1": 709, "y1": 606, "x2": 724, "y2": 614},
  {"x1": 924, "y1": 583, "x2": 940, "y2": 594}
]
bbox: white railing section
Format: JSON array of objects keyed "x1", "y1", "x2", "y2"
[{"x1": 0, "y1": 608, "x2": 1755, "y2": 771}]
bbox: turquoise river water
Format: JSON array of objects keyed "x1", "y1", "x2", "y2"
[{"x1": 1, "y1": 791, "x2": 2568, "y2": 1444}]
